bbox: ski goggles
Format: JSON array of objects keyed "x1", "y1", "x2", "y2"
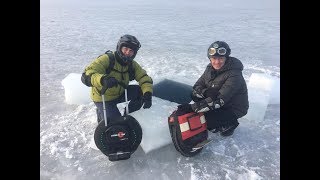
[{"x1": 208, "y1": 47, "x2": 227, "y2": 56}]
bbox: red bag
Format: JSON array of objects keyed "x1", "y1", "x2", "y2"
[{"x1": 168, "y1": 111, "x2": 208, "y2": 157}]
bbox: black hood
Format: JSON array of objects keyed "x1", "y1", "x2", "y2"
[{"x1": 222, "y1": 57, "x2": 243, "y2": 71}]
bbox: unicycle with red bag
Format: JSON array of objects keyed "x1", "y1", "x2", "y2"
[{"x1": 168, "y1": 110, "x2": 211, "y2": 157}]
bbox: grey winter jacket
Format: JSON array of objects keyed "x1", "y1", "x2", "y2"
[{"x1": 193, "y1": 57, "x2": 249, "y2": 118}]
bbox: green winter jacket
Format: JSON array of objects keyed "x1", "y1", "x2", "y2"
[{"x1": 84, "y1": 52, "x2": 153, "y2": 102}]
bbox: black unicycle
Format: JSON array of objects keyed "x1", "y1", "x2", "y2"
[{"x1": 94, "y1": 83, "x2": 142, "y2": 161}]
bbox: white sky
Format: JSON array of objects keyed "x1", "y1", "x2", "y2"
[{"x1": 41, "y1": 0, "x2": 280, "y2": 179}]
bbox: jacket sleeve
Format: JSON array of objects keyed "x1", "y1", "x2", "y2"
[
  {"x1": 132, "y1": 61, "x2": 153, "y2": 94},
  {"x1": 217, "y1": 70, "x2": 242, "y2": 103},
  {"x1": 193, "y1": 69, "x2": 207, "y2": 95},
  {"x1": 84, "y1": 54, "x2": 110, "y2": 87}
]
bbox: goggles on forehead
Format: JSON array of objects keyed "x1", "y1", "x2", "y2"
[{"x1": 208, "y1": 47, "x2": 227, "y2": 56}]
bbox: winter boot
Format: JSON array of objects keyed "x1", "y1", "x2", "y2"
[
  {"x1": 220, "y1": 122, "x2": 239, "y2": 137},
  {"x1": 209, "y1": 127, "x2": 221, "y2": 133}
]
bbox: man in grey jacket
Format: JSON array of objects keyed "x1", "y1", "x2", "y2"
[{"x1": 178, "y1": 41, "x2": 249, "y2": 136}]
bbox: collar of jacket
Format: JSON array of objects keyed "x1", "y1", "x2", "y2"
[{"x1": 115, "y1": 51, "x2": 132, "y2": 66}]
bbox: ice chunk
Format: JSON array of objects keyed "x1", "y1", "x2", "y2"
[
  {"x1": 243, "y1": 73, "x2": 276, "y2": 122},
  {"x1": 61, "y1": 73, "x2": 91, "y2": 105},
  {"x1": 129, "y1": 97, "x2": 178, "y2": 153},
  {"x1": 269, "y1": 77, "x2": 280, "y2": 104}
]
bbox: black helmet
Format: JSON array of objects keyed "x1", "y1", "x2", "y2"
[
  {"x1": 207, "y1": 41, "x2": 231, "y2": 59},
  {"x1": 116, "y1": 34, "x2": 141, "y2": 62}
]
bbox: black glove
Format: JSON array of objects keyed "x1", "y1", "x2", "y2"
[
  {"x1": 213, "y1": 98, "x2": 224, "y2": 109},
  {"x1": 177, "y1": 104, "x2": 194, "y2": 114},
  {"x1": 191, "y1": 97, "x2": 214, "y2": 113},
  {"x1": 142, "y1": 92, "x2": 152, "y2": 109},
  {"x1": 101, "y1": 76, "x2": 118, "y2": 88}
]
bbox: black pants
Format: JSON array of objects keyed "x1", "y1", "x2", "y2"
[
  {"x1": 204, "y1": 108, "x2": 239, "y2": 130},
  {"x1": 94, "y1": 85, "x2": 143, "y2": 123}
]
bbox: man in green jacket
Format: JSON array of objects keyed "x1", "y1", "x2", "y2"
[{"x1": 82, "y1": 34, "x2": 153, "y2": 123}]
